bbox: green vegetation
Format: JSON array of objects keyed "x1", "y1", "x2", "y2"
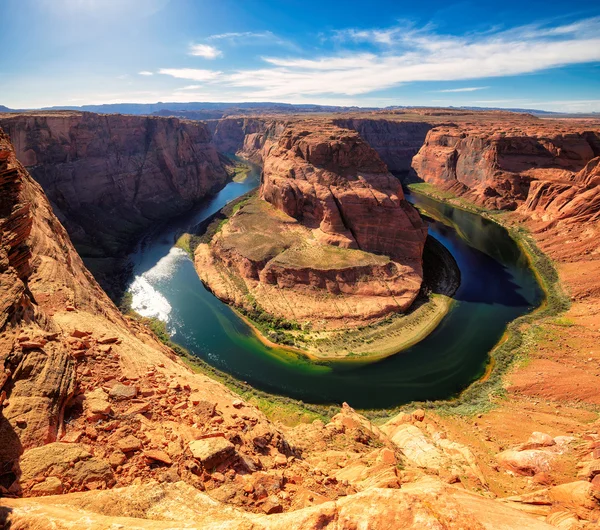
[
  {"x1": 225, "y1": 159, "x2": 252, "y2": 183},
  {"x1": 273, "y1": 245, "x2": 389, "y2": 270}
]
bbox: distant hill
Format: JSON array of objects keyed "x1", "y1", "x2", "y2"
[{"x1": 39, "y1": 101, "x2": 366, "y2": 116}]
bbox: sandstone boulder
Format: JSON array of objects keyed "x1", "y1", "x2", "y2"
[
  {"x1": 496, "y1": 449, "x2": 555, "y2": 476},
  {"x1": 189, "y1": 437, "x2": 235, "y2": 468}
]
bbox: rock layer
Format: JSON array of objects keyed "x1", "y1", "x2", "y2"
[
  {"x1": 332, "y1": 118, "x2": 433, "y2": 173},
  {"x1": 412, "y1": 122, "x2": 600, "y2": 210}
]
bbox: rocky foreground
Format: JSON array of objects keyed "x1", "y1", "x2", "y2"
[{"x1": 1, "y1": 109, "x2": 600, "y2": 528}]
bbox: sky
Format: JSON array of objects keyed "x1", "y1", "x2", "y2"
[{"x1": 1, "y1": 0, "x2": 599, "y2": 112}]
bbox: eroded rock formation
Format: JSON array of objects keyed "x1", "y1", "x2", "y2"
[
  {"x1": 260, "y1": 123, "x2": 428, "y2": 261},
  {"x1": 412, "y1": 122, "x2": 600, "y2": 210},
  {"x1": 2, "y1": 111, "x2": 600, "y2": 528},
  {"x1": 196, "y1": 123, "x2": 428, "y2": 330},
  {"x1": 332, "y1": 118, "x2": 433, "y2": 173}
]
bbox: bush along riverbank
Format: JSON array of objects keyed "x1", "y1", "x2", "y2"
[{"x1": 357, "y1": 182, "x2": 571, "y2": 419}]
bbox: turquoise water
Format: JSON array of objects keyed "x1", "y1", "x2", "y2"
[{"x1": 127, "y1": 169, "x2": 543, "y2": 409}]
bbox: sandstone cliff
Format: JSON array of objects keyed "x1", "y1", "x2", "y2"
[
  {"x1": 261, "y1": 123, "x2": 427, "y2": 263},
  {"x1": 332, "y1": 118, "x2": 433, "y2": 173},
  {"x1": 412, "y1": 123, "x2": 600, "y2": 210},
  {"x1": 208, "y1": 117, "x2": 288, "y2": 162},
  {"x1": 2, "y1": 117, "x2": 600, "y2": 528},
  {"x1": 0, "y1": 112, "x2": 228, "y2": 265}
]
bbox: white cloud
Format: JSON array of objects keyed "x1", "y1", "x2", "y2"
[
  {"x1": 158, "y1": 68, "x2": 221, "y2": 81},
  {"x1": 189, "y1": 44, "x2": 222, "y2": 59},
  {"x1": 138, "y1": 71, "x2": 154, "y2": 76},
  {"x1": 179, "y1": 85, "x2": 202, "y2": 90},
  {"x1": 434, "y1": 87, "x2": 490, "y2": 93},
  {"x1": 221, "y1": 18, "x2": 600, "y2": 98}
]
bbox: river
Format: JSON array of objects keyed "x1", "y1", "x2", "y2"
[{"x1": 127, "y1": 168, "x2": 543, "y2": 409}]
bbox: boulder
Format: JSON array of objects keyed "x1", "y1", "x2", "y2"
[
  {"x1": 496, "y1": 449, "x2": 555, "y2": 476},
  {"x1": 521, "y1": 432, "x2": 556, "y2": 450},
  {"x1": 85, "y1": 388, "x2": 112, "y2": 416},
  {"x1": 30, "y1": 476, "x2": 63, "y2": 496},
  {"x1": 109, "y1": 383, "x2": 137, "y2": 400},
  {"x1": 117, "y1": 435, "x2": 142, "y2": 453},
  {"x1": 189, "y1": 438, "x2": 235, "y2": 468}
]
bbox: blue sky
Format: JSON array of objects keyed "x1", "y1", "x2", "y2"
[{"x1": 1, "y1": 0, "x2": 599, "y2": 111}]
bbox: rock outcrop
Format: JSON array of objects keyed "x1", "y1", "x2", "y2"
[
  {"x1": 522, "y1": 156, "x2": 600, "y2": 225},
  {"x1": 3, "y1": 109, "x2": 600, "y2": 529},
  {"x1": 261, "y1": 123, "x2": 427, "y2": 263},
  {"x1": 207, "y1": 117, "x2": 287, "y2": 162},
  {"x1": 332, "y1": 118, "x2": 433, "y2": 173},
  {"x1": 0, "y1": 112, "x2": 228, "y2": 273},
  {"x1": 196, "y1": 123, "x2": 428, "y2": 331}
]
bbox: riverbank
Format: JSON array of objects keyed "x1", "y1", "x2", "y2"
[
  {"x1": 363, "y1": 183, "x2": 571, "y2": 418},
  {"x1": 190, "y1": 194, "x2": 461, "y2": 362}
]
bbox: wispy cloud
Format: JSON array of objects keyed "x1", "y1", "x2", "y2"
[
  {"x1": 189, "y1": 44, "x2": 222, "y2": 59},
  {"x1": 138, "y1": 71, "x2": 154, "y2": 76},
  {"x1": 434, "y1": 86, "x2": 490, "y2": 93},
  {"x1": 220, "y1": 18, "x2": 600, "y2": 98},
  {"x1": 206, "y1": 31, "x2": 275, "y2": 41},
  {"x1": 158, "y1": 68, "x2": 221, "y2": 81}
]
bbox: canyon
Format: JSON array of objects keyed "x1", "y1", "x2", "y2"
[
  {"x1": 0, "y1": 112, "x2": 228, "y2": 298},
  {"x1": 0, "y1": 108, "x2": 600, "y2": 528}
]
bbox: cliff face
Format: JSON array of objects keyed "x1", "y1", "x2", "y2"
[
  {"x1": 0, "y1": 127, "x2": 116, "y2": 468},
  {"x1": 332, "y1": 118, "x2": 433, "y2": 173},
  {"x1": 522, "y1": 156, "x2": 600, "y2": 225},
  {"x1": 261, "y1": 123, "x2": 427, "y2": 263},
  {"x1": 208, "y1": 117, "x2": 288, "y2": 162},
  {"x1": 0, "y1": 112, "x2": 228, "y2": 260},
  {"x1": 412, "y1": 124, "x2": 600, "y2": 210},
  {"x1": 2, "y1": 116, "x2": 600, "y2": 528}
]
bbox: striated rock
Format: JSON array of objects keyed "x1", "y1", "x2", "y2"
[
  {"x1": 521, "y1": 156, "x2": 600, "y2": 225},
  {"x1": 412, "y1": 122, "x2": 600, "y2": 211},
  {"x1": 261, "y1": 123, "x2": 427, "y2": 263},
  {"x1": 332, "y1": 118, "x2": 433, "y2": 172},
  {"x1": 197, "y1": 123, "x2": 428, "y2": 331}
]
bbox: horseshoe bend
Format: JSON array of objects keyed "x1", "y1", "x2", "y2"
[{"x1": 2, "y1": 5, "x2": 600, "y2": 526}]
